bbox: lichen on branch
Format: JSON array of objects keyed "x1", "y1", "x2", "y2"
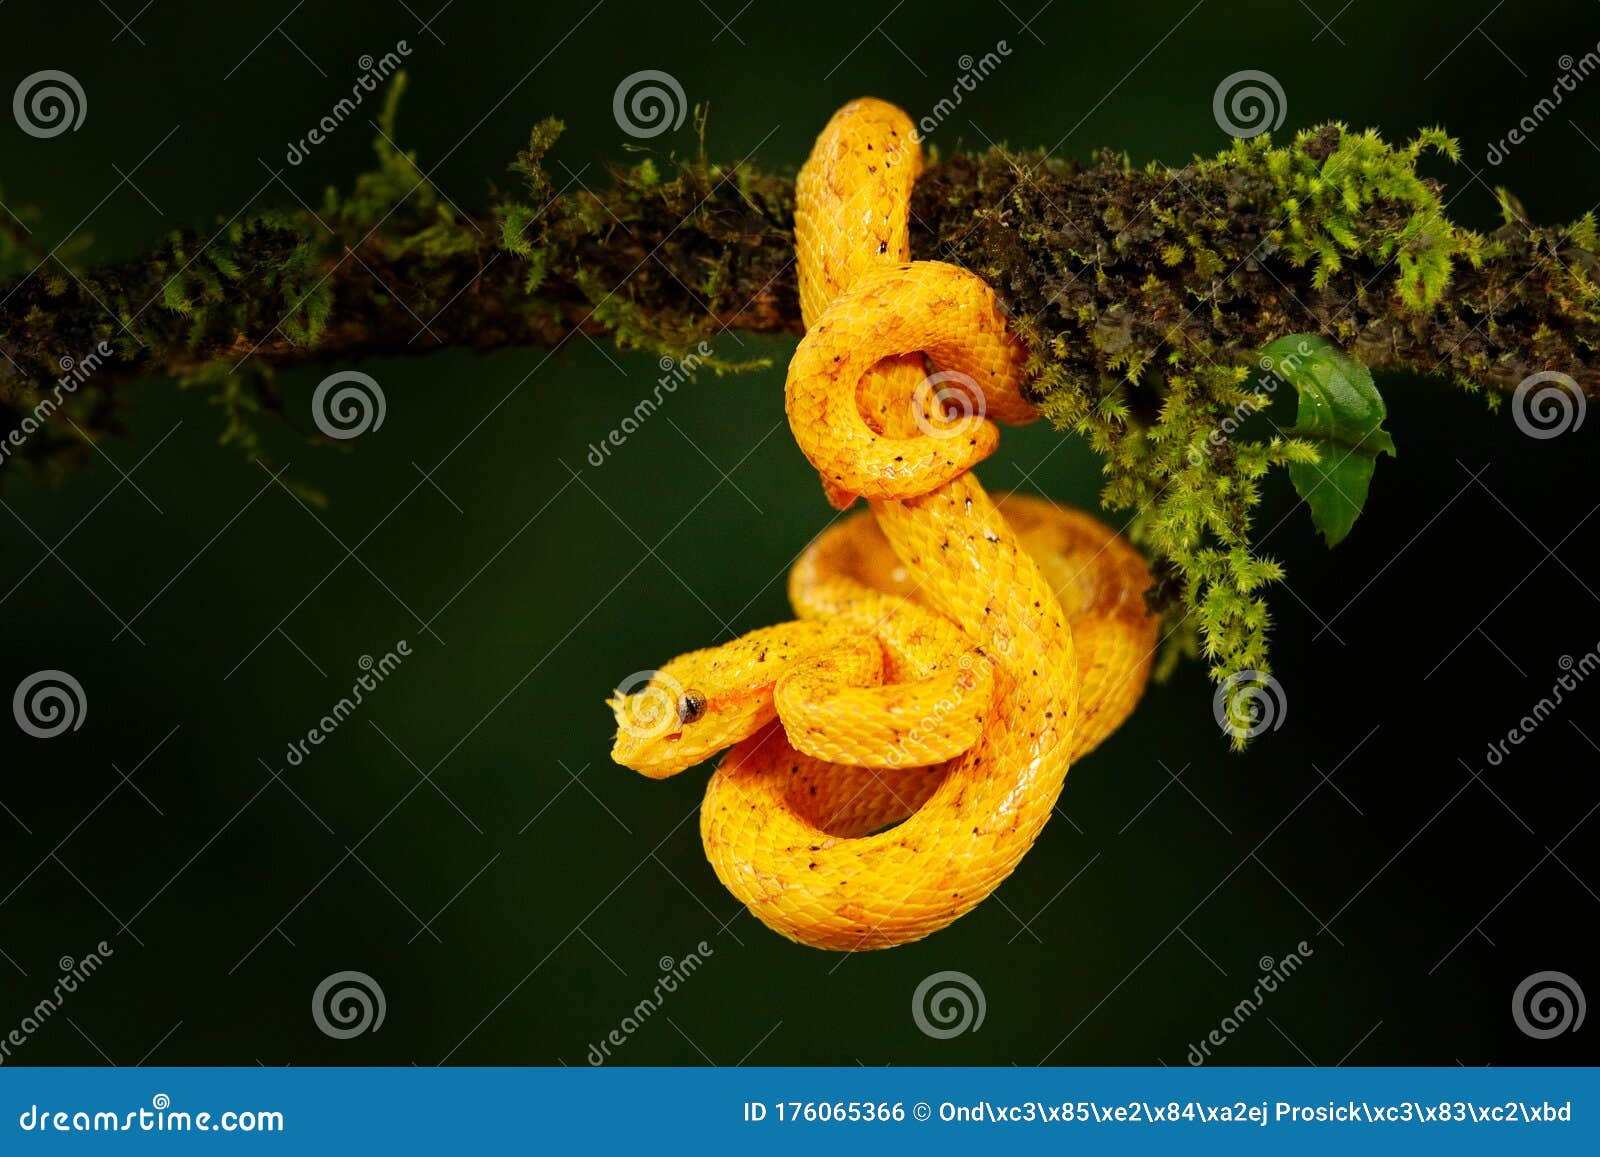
[{"x1": 3, "y1": 84, "x2": 1596, "y2": 698}]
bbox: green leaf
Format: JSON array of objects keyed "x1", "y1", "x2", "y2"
[{"x1": 1261, "y1": 334, "x2": 1397, "y2": 546}]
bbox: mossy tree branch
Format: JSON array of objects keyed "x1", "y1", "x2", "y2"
[
  {"x1": 5, "y1": 113, "x2": 1595, "y2": 416},
  {"x1": 4, "y1": 87, "x2": 1596, "y2": 694}
]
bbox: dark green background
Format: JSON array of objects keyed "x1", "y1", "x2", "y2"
[{"x1": 2, "y1": 0, "x2": 1597, "y2": 1066}]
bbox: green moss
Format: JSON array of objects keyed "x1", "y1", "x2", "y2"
[
  {"x1": 8, "y1": 100, "x2": 1596, "y2": 722},
  {"x1": 916, "y1": 122, "x2": 1599, "y2": 720},
  {"x1": 0, "y1": 182, "x2": 41, "y2": 277}
]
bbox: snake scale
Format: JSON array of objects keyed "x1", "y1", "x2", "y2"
[{"x1": 609, "y1": 98, "x2": 1158, "y2": 950}]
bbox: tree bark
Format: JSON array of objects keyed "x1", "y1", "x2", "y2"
[
  {"x1": 3, "y1": 122, "x2": 1595, "y2": 476},
  {"x1": 3, "y1": 130, "x2": 1600, "y2": 408},
  {"x1": 6, "y1": 117, "x2": 1593, "y2": 690}
]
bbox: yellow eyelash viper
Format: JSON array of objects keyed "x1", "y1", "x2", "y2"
[{"x1": 609, "y1": 98, "x2": 1158, "y2": 950}]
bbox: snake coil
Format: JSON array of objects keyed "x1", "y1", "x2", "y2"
[{"x1": 610, "y1": 99, "x2": 1157, "y2": 950}]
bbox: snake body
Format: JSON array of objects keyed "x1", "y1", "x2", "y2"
[{"x1": 609, "y1": 99, "x2": 1157, "y2": 950}]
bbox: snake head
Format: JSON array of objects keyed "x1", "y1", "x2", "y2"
[{"x1": 608, "y1": 621, "x2": 840, "y2": 779}]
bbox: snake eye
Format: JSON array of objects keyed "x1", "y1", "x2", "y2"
[{"x1": 677, "y1": 689, "x2": 707, "y2": 725}]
